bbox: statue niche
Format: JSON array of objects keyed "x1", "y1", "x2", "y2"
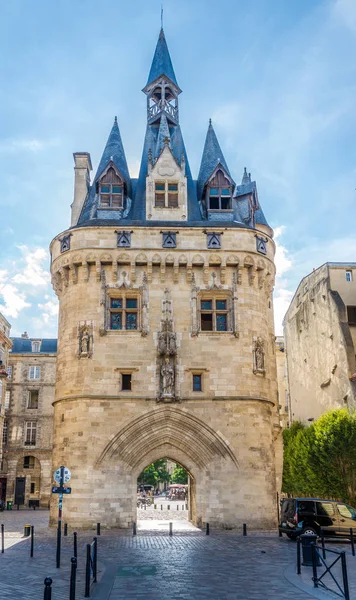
[
  {"x1": 78, "y1": 324, "x2": 93, "y2": 358},
  {"x1": 253, "y1": 336, "x2": 265, "y2": 374},
  {"x1": 157, "y1": 289, "x2": 179, "y2": 402}
]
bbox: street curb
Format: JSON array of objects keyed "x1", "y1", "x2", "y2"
[{"x1": 284, "y1": 564, "x2": 336, "y2": 600}]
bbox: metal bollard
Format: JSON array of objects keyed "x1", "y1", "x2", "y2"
[
  {"x1": 341, "y1": 551, "x2": 350, "y2": 600},
  {"x1": 206, "y1": 523, "x2": 210, "y2": 536},
  {"x1": 73, "y1": 531, "x2": 78, "y2": 562},
  {"x1": 161, "y1": 504, "x2": 163, "y2": 510},
  {"x1": 311, "y1": 543, "x2": 318, "y2": 588},
  {"x1": 43, "y1": 577, "x2": 52, "y2": 600},
  {"x1": 321, "y1": 530, "x2": 326, "y2": 560},
  {"x1": 56, "y1": 522, "x2": 61, "y2": 568},
  {"x1": 1, "y1": 523, "x2": 4, "y2": 553},
  {"x1": 167, "y1": 505, "x2": 170, "y2": 511},
  {"x1": 97, "y1": 522, "x2": 101, "y2": 536},
  {"x1": 350, "y1": 528, "x2": 355, "y2": 557},
  {"x1": 30, "y1": 525, "x2": 34, "y2": 557},
  {"x1": 169, "y1": 522, "x2": 173, "y2": 536},
  {"x1": 297, "y1": 537, "x2": 301, "y2": 574},
  {"x1": 64, "y1": 523, "x2": 68, "y2": 536},
  {"x1": 279, "y1": 528, "x2": 282, "y2": 537},
  {"x1": 243, "y1": 523, "x2": 247, "y2": 536},
  {"x1": 70, "y1": 557, "x2": 77, "y2": 600},
  {"x1": 85, "y1": 543, "x2": 91, "y2": 597},
  {"x1": 93, "y1": 537, "x2": 97, "y2": 583},
  {"x1": 177, "y1": 504, "x2": 179, "y2": 510},
  {"x1": 144, "y1": 504, "x2": 146, "y2": 510},
  {"x1": 154, "y1": 504, "x2": 157, "y2": 510},
  {"x1": 133, "y1": 522, "x2": 137, "y2": 536},
  {"x1": 17, "y1": 504, "x2": 20, "y2": 511}
]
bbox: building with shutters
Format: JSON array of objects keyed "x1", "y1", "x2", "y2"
[
  {"x1": 0, "y1": 313, "x2": 12, "y2": 504},
  {"x1": 3, "y1": 333, "x2": 57, "y2": 507},
  {"x1": 49, "y1": 28, "x2": 281, "y2": 528}
]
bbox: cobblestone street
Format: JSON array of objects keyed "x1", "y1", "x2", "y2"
[{"x1": 1, "y1": 510, "x2": 356, "y2": 599}]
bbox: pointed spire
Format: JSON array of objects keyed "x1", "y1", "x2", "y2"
[
  {"x1": 95, "y1": 117, "x2": 131, "y2": 191},
  {"x1": 197, "y1": 120, "x2": 231, "y2": 199},
  {"x1": 145, "y1": 28, "x2": 179, "y2": 88},
  {"x1": 155, "y1": 113, "x2": 171, "y2": 158},
  {"x1": 241, "y1": 167, "x2": 251, "y2": 185}
]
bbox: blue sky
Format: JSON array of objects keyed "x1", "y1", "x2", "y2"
[{"x1": 1, "y1": 0, "x2": 356, "y2": 337}]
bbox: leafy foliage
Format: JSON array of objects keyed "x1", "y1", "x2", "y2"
[
  {"x1": 282, "y1": 409, "x2": 356, "y2": 505},
  {"x1": 138, "y1": 459, "x2": 171, "y2": 487},
  {"x1": 171, "y1": 464, "x2": 188, "y2": 484}
]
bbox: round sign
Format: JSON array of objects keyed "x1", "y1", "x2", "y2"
[{"x1": 54, "y1": 466, "x2": 71, "y2": 484}]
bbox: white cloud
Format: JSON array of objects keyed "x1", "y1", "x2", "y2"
[
  {"x1": 0, "y1": 137, "x2": 60, "y2": 154},
  {"x1": 12, "y1": 246, "x2": 50, "y2": 287},
  {"x1": 0, "y1": 282, "x2": 31, "y2": 318},
  {"x1": 38, "y1": 296, "x2": 59, "y2": 324},
  {"x1": 274, "y1": 288, "x2": 294, "y2": 336},
  {"x1": 274, "y1": 226, "x2": 292, "y2": 278}
]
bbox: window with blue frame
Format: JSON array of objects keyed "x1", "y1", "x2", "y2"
[
  {"x1": 192, "y1": 374, "x2": 202, "y2": 392},
  {"x1": 200, "y1": 297, "x2": 229, "y2": 331},
  {"x1": 207, "y1": 169, "x2": 232, "y2": 210},
  {"x1": 109, "y1": 296, "x2": 138, "y2": 330},
  {"x1": 99, "y1": 166, "x2": 124, "y2": 208}
]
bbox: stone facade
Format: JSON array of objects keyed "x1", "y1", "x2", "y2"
[
  {"x1": 284, "y1": 263, "x2": 356, "y2": 423},
  {"x1": 275, "y1": 336, "x2": 289, "y2": 427},
  {"x1": 0, "y1": 313, "x2": 12, "y2": 503},
  {"x1": 3, "y1": 334, "x2": 56, "y2": 507},
  {"x1": 49, "y1": 28, "x2": 281, "y2": 530}
]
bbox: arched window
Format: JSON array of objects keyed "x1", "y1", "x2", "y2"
[
  {"x1": 207, "y1": 169, "x2": 232, "y2": 211},
  {"x1": 98, "y1": 167, "x2": 124, "y2": 209}
]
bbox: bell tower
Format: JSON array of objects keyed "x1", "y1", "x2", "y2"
[{"x1": 142, "y1": 28, "x2": 181, "y2": 126}]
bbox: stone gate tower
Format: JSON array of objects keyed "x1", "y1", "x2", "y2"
[{"x1": 50, "y1": 29, "x2": 281, "y2": 528}]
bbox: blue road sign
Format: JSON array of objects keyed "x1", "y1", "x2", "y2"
[{"x1": 52, "y1": 486, "x2": 71, "y2": 494}]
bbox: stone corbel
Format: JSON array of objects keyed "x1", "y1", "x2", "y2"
[
  {"x1": 160, "y1": 263, "x2": 166, "y2": 283},
  {"x1": 100, "y1": 269, "x2": 106, "y2": 306},
  {"x1": 112, "y1": 261, "x2": 118, "y2": 283},
  {"x1": 258, "y1": 269, "x2": 264, "y2": 289},
  {"x1": 70, "y1": 264, "x2": 78, "y2": 285},
  {"x1": 249, "y1": 266, "x2": 256, "y2": 286},
  {"x1": 232, "y1": 273, "x2": 239, "y2": 338},
  {"x1": 237, "y1": 268, "x2": 243, "y2": 285},
  {"x1": 147, "y1": 261, "x2": 153, "y2": 283},
  {"x1": 95, "y1": 262, "x2": 101, "y2": 282},
  {"x1": 59, "y1": 267, "x2": 69, "y2": 288},
  {"x1": 83, "y1": 262, "x2": 90, "y2": 282},
  {"x1": 186, "y1": 265, "x2": 193, "y2": 283},
  {"x1": 141, "y1": 272, "x2": 149, "y2": 337},
  {"x1": 191, "y1": 274, "x2": 199, "y2": 337},
  {"x1": 203, "y1": 266, "x2": 209, "y2": 285},
  {"x1": 130, "y1": 261, "x2": 136, "y2": 283},
  {"x1": 220, "y1": 263, "x2": 226, "y2": 285}
]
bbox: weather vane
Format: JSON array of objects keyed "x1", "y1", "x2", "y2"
[{"x1": 161, "y1": 4, "x2": 163, "y2": 29}]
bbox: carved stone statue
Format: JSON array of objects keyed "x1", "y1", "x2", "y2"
[
  {"x1": 254, "y1": 337, "x2": 265, "y2": 372},
  {"x1": 161, "y1": 357, "x2": 175, "y2": 396},
  {"x1": 81, "y1": 329, "x2": 90, "y2": 355}
]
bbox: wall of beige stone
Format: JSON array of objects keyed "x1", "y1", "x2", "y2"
[
  {"x1": 49, "y1": 224, "x2": 281, "y2": 529},
  {"x1": 284, "y1": 264, "x2": 356, "y2": 423},
  {"x1": 0, "y1": 314, "x2": 11, "y2": 489},
  {"x1": 5, "y1": 353, "x2": 55, "y2": 507}
]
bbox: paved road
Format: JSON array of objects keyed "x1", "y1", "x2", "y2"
[{"x1": 1, "y1": 509, "x2": 355, "y2": 599}]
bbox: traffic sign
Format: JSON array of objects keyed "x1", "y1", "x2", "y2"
[
  {"x1": 52, "y1": 486, "x2": 71, "y2": 494},
  {"x1": 54, "y1": 466, "x2": 71, "y2": 484}
]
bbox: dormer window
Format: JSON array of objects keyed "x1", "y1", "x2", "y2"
[
  {"x1": 207, "y1": 169, "x2": 232, "y2": 211},
  {"x1": 99, "y1": 167, "x2": 124, "y2": 209},
  {"x1": 32, "y1": 341, "x2": 41, "y2": 353},
  {"x1": 155, "y1": 182, "x2": 179, "y2": 208}
]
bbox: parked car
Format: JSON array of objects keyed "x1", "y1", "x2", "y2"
[{"x1": 279, "y1": 497, "x2": 356, "y2": 539}]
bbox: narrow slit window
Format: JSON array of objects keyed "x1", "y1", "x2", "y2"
[
  {"x1": 193, "y1": 374, "x2": 202, "y2": 392},
  {"x1": 122, "y1": 373, "x2": 132, "y2": 391}
]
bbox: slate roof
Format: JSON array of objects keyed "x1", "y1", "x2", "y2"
[
  {"x1": 73, "y1": 30, "x2": 271, "y2": 232},
  {"x1": 11, "y1": 338, "x2": 57, "y2": 354},
  {"x1": 78, "y1": 118, "x2": 131, "y2": 225},
  {"x1": 197, "y1": 121, "x2": 232, "y2": 201},
  {"x1": 145, "y1": 28, "x2": 179, "y2": 89}
]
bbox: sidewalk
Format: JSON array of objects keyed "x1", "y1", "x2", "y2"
[{"x1": 1, "y1": 510, "x2": 355, "y2": 599}]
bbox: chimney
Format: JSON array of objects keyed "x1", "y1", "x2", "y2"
[
  {"x1": 71, "y1": 152, "x2": 92, "y2": 227},
  {"x1": 21, "y1": 332, "x2": 29, "y2": 339}
]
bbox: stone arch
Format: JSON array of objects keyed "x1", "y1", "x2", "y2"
[
  {"x1": 99, "y1": 252, "x2": 113, "y2": 263},
  {"x1": 151, "y1": 253, "x2": 161, "y2": 265},
  {"x1": 117, "y1": 252, "x2": 130, "y2": 264},
  {"x1": 244, "y1": 255, "x2": 255, "y2": 268},
  {"x1": 208, "y1": 253, "x2": 222, "y2": 266},
  {"x1": 192, "y1": 254, "x2": 205, "y2": 266},
  {"x1": 135, "y1": 252, "x2": 148, "y2": 265},
  {"x1": 96, "y1": 406, "x2": 238, "y2": 470},
  {"x1": 165, "y1": 253, "x2": 175, "y2": 265},
  {"x1": 178, "y1": 254, "x2": 188, "y2": 265},
  {"x1": 226, "y1": 255, "x2": 239, "y2": 266}
]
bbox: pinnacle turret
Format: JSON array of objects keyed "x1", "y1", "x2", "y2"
[
  {"x1": 197, "y1": 120, "x2": 231, "y2": 200},
  {"x1": 145, "y1": 28, "x2": 179, "y2": 89}
]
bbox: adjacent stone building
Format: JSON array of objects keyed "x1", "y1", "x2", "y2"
[
  {"x1": 275, "y1": 336, "x2": 289, "y2": 427},
  {"x1": 3, "y1": 333, "x2": 57, "y2": 507},
  {"x1": 49, "y1": 28, "x2": 281, "y2": 529},
  {"x1": 0, "y1": 313, "x2": 12, "y2": 504},
  {"x1": 284, "y1": 263, "x2": 356, "y2": 423}
]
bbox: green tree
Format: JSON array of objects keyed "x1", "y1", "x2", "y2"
[
  {"x1": 282, "y1": 409, "x2": 356, "y2": 505},
  {"x1": 171, "y1": 464, "x2": 188, "y2": 484},
  {"x1": 138, "y1": 459, "x2": 171, "y2": 487}
]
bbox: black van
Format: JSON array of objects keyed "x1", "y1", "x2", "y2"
[{"x1": 279, "y1": 497, "x2": 356, "y2": 539}]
